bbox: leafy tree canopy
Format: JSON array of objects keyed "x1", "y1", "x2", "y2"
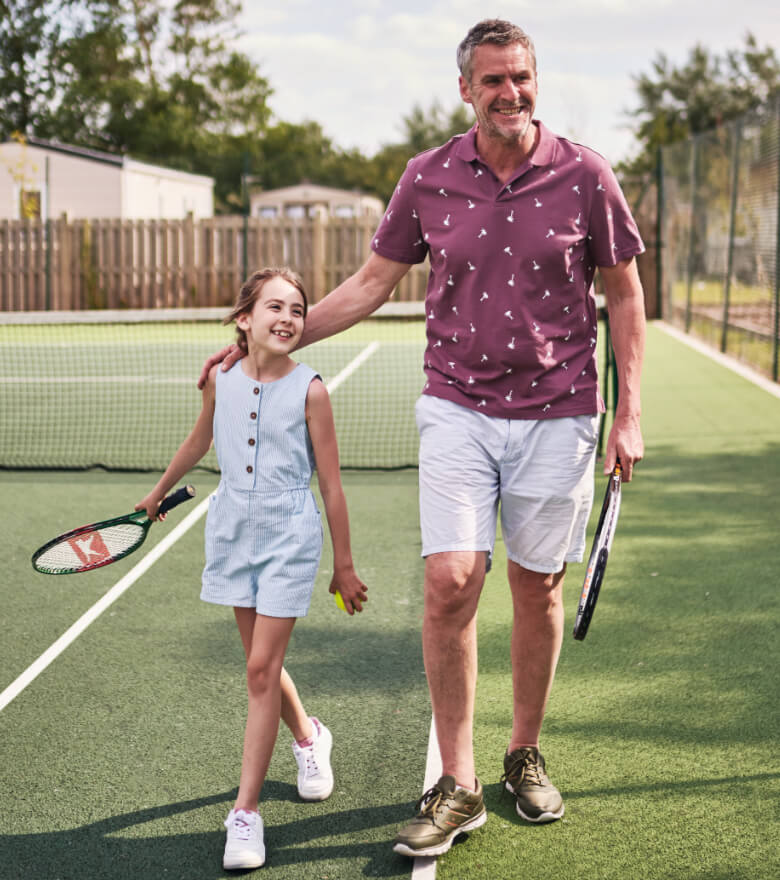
[
  {"x1": 622, "y1": 33, "x2": 780, "y2": 175},
  {"x1": 1, "y1": 0, "x2": 475, "y2": 210}
]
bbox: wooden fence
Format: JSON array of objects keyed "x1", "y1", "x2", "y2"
[{"x1": 0, "y1": 213, "x2": 429, "y2": 311}]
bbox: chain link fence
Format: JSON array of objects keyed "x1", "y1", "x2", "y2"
[{"x1": 659, "y1": 98, "x2": 780, "y2": 381}]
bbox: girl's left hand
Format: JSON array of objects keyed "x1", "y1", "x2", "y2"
[{"x1": 330, "y1": 567, "x2": 368, "y2": 615}]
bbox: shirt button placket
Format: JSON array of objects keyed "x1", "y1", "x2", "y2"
[{"x1": 248, "y1": 385, "x2": 261, "y2": 482}]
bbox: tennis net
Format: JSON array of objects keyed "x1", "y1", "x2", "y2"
[{"x1": 0, "y1": 303, "x2": 426, "y2": 471}]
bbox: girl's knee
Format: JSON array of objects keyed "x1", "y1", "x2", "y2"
[{"x1": 245, "y1": 657, "x2": 281, "y2": 696}]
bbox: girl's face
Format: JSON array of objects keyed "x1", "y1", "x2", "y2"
[{"x1": 237, "y1": 276, "x2": 306, "y2": 354}]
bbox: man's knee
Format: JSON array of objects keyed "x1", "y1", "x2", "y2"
[
  {"x1": 424, "y1": 551, "x2": 486, "y2": 621},
  {"x1": 508, "y1": 562, "x2": 565, "y2": 613}
]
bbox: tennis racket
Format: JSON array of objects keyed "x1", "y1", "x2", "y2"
[
  {"x1": 573, "y1": 462, "x2": 622, "y2": 640},
  {"x1": 31, "y1": 485, "x2": 196, "y2": 575}
]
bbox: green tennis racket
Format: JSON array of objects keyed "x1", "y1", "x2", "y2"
[{"x1": 31, "y1": 486, "x2": 196, "y2": 575}]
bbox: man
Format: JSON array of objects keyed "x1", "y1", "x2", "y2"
[{"x1": 202, "y1": 18, "x2": 645, "y2": 859}]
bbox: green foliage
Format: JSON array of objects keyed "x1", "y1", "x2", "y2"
[
  {"x1": 365, "y1": 100, "x2": 474, "y2": 203},
  {"x1": 623, "y1": 33, "x2": 780, "y2": 175},
  {"x1": 0, "y1": 0, "x2": 66, "y2": 136},
  {"x1": 1, "y1": 0, "x2": 474, "y2": 211},
  {"x1": 242, "y1": 101, "x2": 473, "y2": 208}
]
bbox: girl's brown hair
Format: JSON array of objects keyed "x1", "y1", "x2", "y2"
[{"x1": 223, "y1": 267, "x2": 309, "y2": 354}]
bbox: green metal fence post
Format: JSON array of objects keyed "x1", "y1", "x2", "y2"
[
  {"x1": 774, "y1": 99, "x2": 780, "y2": 383},
  {"x1": 656, "y1": 145, "x2": 664, "y2": 321},
  {"x1": 685, "y1": 138, "x2": 699, "y2": 332},
  {"x1": 45, "y1": 156, "x2": 52, "y2": 310},
  {"x1": 242, "y1": 152, "x2": 249, "y2": 282},
  {"x1": 721, "y1": 120, "x2": 742, "y2": 354}
]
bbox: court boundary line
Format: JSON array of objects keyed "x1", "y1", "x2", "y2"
[
  {"x1": 411, "y1": 715, "x2": 443, "y2": 880},
  {"x1": 0, "y1": 342, "x2": 381, "y2": 715},
  {"x1": 656, "y1": 322, "x2": 780, "y2": 399},
  {"x1": 0, "y1": 498, "x2": 210, "y2": 713}
]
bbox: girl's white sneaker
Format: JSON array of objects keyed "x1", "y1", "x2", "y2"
[
  {"x1": 223, "y1": 808, "x2": 265, "y2": 869},
  {"x1": 292, "y1": 717, "x2": 334, "y2": 801}
]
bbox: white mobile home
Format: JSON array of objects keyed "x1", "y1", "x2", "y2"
[{"x1": 0, "y1": 137, "x2": 214, "y2": 221}]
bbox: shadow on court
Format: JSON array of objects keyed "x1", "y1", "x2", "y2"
[{"x1": 0, "y1": 784, "x2": 418, "y2": 880}]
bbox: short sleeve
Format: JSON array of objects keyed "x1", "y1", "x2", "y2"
[{"x1": 371, "y1": 159, "x2": 429, "y2": 266}]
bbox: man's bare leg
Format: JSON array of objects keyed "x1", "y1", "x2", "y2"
[
  {"x1": 507, "y1": 561, "x2": 566, "y2": 749},
  {"x1": 502, "y1": 561, "x2": 566, "y2": 823},
  {"x1": 422, "y1": 550, "x2": 486, "y2": 790}
]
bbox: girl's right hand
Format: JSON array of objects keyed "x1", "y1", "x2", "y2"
[{"x1": 135, "y1": 493, "x2": 166, "y2": 521}]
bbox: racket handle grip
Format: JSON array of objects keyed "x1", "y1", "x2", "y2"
[{"x1": 159, "y1": 485, "x2": 196, "y2": 516}]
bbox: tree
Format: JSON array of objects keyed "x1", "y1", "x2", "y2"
[
  {"x1": 364, "y1": 100, "x2": 473, "y2": 203},
  {"x1": 622, "y1": 33, "x2": 780, "y2": 175},
  {"x1": 1, "y1": 0, "x2": 272, "y2": 210},
  {"x1": 0, "y1": 1, "x2": 69, "y2": 136}
]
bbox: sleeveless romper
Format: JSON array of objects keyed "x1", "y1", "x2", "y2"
[{"x1": 201, "y1": 361, "x2": 323, "y2": 617}]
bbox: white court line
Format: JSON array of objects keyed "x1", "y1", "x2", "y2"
[
  {"x1": 326, "y1": 340, "x2": 380, "y2": 392},
  {"x1": 411, "y1": 322, "x2": 779, "y2": 879},
  {"x1": 656, "y1": 322, "x2": 780, "y2": 399},
  {"x1": 411, "y1": 716, "x2": 444, "y2": 880},
  {"x1": 0, "y1": 498, "x2": 210, "y2": 713},
  {"x1": 0, "y1": 342, "x2": 381, "y2": 714}
]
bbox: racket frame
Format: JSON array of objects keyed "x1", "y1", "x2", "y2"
[
  {"x1": 31, "y1": 485, "x2": 195, "y2": 575},
  {"x1": 573, "y1": 463, "x2": 622, "y2": 640}
]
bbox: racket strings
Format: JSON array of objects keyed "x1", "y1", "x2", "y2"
[{"x1": 34, "y1": 522, "x2": 146, "y2": 573}]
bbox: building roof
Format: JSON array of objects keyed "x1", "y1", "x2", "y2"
[{"x1": 22, "y1": 136, "x2": 125, "y2": 167}]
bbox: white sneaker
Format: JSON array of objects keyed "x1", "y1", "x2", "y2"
[
  {"x1": 223, "y1": 808, "x2": 265, "y2": 870},
  {"x1": 292, "y1": 717, "x2": 334, "y2": 801}
]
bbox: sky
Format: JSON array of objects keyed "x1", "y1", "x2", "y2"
[{"x1": 238, "y1": 0, "x2": 780, "y2": 167}]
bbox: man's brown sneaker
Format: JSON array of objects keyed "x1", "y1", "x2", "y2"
[
  {"x1": 501, "y1": 747, "x2": 564, "y2": 822},
  {"x1": 393, "y1": 775, "x2": 487, "y2": 858}
]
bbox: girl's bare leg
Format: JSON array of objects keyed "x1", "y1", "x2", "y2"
[{"x1": 232, "y1": 608, "x2": 296, "y2": 811}]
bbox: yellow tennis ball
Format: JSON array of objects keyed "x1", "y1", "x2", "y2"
[{"x1": 334, "y1": 590, "x2": 347, "y2": 612}]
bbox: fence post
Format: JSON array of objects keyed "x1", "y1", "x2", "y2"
[
  {"x1": 685, "y1": 137, "x2": 699, "y2": 332},
  {"x1": 655, "y1": 145, "x2": 664, "y2": 321},
  {"x1": 45, "y1": 157, "x2": 51, "y2": 310},
  {"x1": 774, "y1": 99, "x2": 780, "y2": 382},
  {"x1": 311, "y1": 209, "x2": 326, "y2": 301},
  {"x1": 242, "y1": 153, "x2": 249, "y2": 282},
  {"x1": 721, "y1": 120, "x2": 742, "y2": 354}
]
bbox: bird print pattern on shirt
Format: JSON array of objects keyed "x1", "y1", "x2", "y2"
[{"x1": 373, "y1": 125, "x2": 643, "y2": 418}]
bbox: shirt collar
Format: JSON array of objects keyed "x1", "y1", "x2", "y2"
[{"x1": 454, "y1": 120, "x2": 556, "y2": 171}]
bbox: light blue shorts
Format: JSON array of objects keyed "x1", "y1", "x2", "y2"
[
  {"x1": 201, "y1": 483, "x2": 323, "y2": 617},
  {"x1": 416, "y1": 395, "x2": 599, "y2": 574}
]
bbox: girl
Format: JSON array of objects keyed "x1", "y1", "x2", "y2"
[{"x1": 136, "y1": 267, "x2": 367, "y2": 870}]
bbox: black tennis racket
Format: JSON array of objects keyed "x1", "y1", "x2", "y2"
[
  {"x1": 573, "y1": 462, "x2": 622, "y2": 640},
  {"x1": 31, "y1": 486, "x2": 196, "y2": 575}
]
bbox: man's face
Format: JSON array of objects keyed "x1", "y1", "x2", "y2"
[{"x1": 459, "y1": 42, "x2": 538, "y2": 149}]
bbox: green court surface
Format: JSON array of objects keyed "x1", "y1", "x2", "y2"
[{"x1": 2, "y1": 323, "x2": 779, "y2": 879}]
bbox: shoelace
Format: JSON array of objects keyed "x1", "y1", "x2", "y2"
[
  {"x1": 227, "y1": 816, "x2": 255, "y2": 840},
  {"x1": 414, "y1": 784, "x2": 453, "y2": 827},
  {"x1": 500, "y1": 748, "x2": 544, "y2": 797},
  {"x1": 299, "y1": 746, "x2": 321, "y2": 778}
]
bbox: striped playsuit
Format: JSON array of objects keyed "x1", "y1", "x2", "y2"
[{"x1": 201, "y1": 361, "x2": 324, "y2": 617}]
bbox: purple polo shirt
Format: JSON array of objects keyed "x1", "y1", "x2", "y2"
[{"x1": 371, "y1": 121, "x2": 644, "y2": 419}]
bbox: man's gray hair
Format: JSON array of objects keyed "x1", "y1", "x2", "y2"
[{"x1": 456, "y1": 19, "x2": 536, "y2": 83}]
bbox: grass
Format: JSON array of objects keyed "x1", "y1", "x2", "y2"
[
  {"x1": 670, "y1": 279, "x2": 776, "y2": 307},
  {"x1": 437, "y1": 325, "x2": 780, "y2": 880},
  {"x1": 1, "y1": 323, "x2": 779, "y2": 879}
]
